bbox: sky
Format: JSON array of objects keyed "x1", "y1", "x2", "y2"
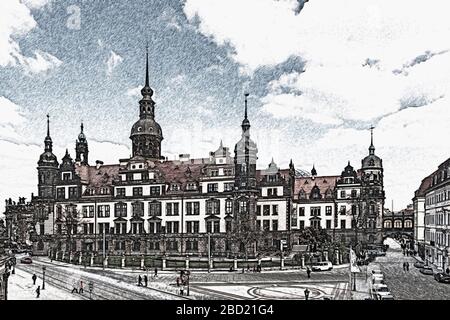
[{"x1": 1, "y1": 0, "x2": 450, "y2": 214}]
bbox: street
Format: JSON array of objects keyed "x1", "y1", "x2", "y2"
[{"x1": 375, "y1": 239, "x2": 450, "y2": 300}]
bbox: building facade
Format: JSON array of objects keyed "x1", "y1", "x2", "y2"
[
  {"x1": 414, "y1": 158, "x2": 450, "y2": 270},
  {"x1": 4, "y1": 51, "x2": 387, "y2": 259}
]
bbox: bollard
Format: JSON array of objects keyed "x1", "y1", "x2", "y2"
[
  {"x1": 233, "y1": 257, "x2": 238, "y2": 271},
  {"x1": 79, "y1": 253, "x2": 83, "y2": 265},
  {"x1": 90, "y1": 254, "x2": 94, "y2": 267},
  {"x1": 301, "y1": 256, "x2": 305, "y2": 268},
  {"x1": 104, "y1": 256, "x2": 109, "y2": 268},
  {"x1": 185, "y1": 258, "x2": 190, "y2": 270},
  {"x1": 162, "y1": 257, "x2": 166, "y2": 270},
  {"x1": 121, "y1": 256, "x2": 125, "y2": 268}
]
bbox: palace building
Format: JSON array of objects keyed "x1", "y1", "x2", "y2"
[{"x1": 4, "y1": 50, "x2": 386, "y2": 258}]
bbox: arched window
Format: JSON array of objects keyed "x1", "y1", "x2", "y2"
[
  {"x1": 384, "y1": 220, "x2": 392, "y2": 229},
  {"x1": 394, "y1": 220, "x2": 402, "y2": 228},
  {"x1": 369, "y1": 159, "x2": 375, "y2": 166},
  {"x1": 404, "y1": 220, "x2": 413, "y2": 228}
]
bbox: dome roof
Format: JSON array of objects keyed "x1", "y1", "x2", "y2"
[
  {"x1": 38, "y1": 151, "x2": 58, "y2": 167},
  {"x1": 341, "y1": 161, "x2": 357, "y2": 178},
  {"x1": 362, "y1": 154, "x2": 382, "y2": 169},
  {"x1": 130, "y1": 118, "x2": 163, "y2": 138}
]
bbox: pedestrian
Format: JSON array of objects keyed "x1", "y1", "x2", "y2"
[
  {"x1": 71, "y1": 280, "x2": 78, "y2": 293},
  {"x1": 253, "y1": 266, "x2": 256, "y2": 273},
  {"x1": 176, "y1": 277, "x2": 180, "y2": 287},
  {"x1": 138, "y1": 275, "x2": 142, "y2": 286},
  {"x1": 247, "y1": 264, "x2": 250, "y2": 271},
  {"x1": 180, "y1": 286, "x2": 184, "y2": 296},
  {"x1": 406, "y1": 262, "x2": 410, "y2": 271},
  {"x1": 32, "y1": 273, "x2": 37, "y2": 285},
  {"x1": 242, "y1": 267, "x2": 245, "y2": 274},
  {"x1": 154, "y1": 267, "x2": 158, "y2": 278},
  {"x1": 307, "y1": 267, "x2": 311, "y2": 279},
  {"x1": 446, "y1": 267, "x2": 450, "y2": 275},
  {"x1": 144, "y1": 274, "x2": 148, "y2": 287},
  {"x1": 304, "y1": 288, "x2": 310, "y2": 301},
  {"x1": 79, "y1": 280, "x2": 84, "y2": 294},
  {"x1": 35, "y1": 285, "x2": 40, "y2": 298},
  {"x1": 402, "y1": 262, "x2": 406, "y2": 271}
]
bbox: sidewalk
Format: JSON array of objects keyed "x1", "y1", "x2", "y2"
[{"x1": 350, "y1": 264, "x2": 371, "y2": 300}]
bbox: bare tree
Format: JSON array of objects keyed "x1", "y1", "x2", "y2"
[{"x1": 55, "y1": 205, "x2": 84, "y2": 253}]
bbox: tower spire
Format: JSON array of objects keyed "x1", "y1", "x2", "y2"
[
  {"x1": 241, "y1": 93, "x2": 251, "y2": 133},
  {"x1": 145, "y1": 42, "x2": 149, "y2": 87},
  {"x1": 44, "y1": 114, "x2": 53, "y2": 152},
  {"x1": 369, "y1": 125, "x2": 375, "y2": 155},
  {"x1": 80, "y1": 121, "x2": 84, "y2": 133}
]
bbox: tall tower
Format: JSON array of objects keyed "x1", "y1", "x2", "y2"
[
  {"x1": 130, "y1": 45, "x2": 163, "y2": 160},
  {"x1": 360, "y1": 126, "x2": 384, "y2": 241},
  {"x1": 37, "y1": 115, "x2": 59, "y2": 199},
  {"x1": 233, "y1": 93, "x2": 259, "y2": 257},
  {"x1": 75, "y1": 122, "x2": 89, "y2": 165}
]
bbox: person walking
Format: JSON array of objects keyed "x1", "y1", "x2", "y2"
[
  {"x1": 144, "y1": 274, "x2": 148, "y2": 287},
  {"x1": 304, "y1": 288, "x2": 310, "y2": 300},
  {"x1": 138, "y1": 275, "x2": 142, "y2": 286},
  {"x1": 32, "y1": 273, "x2": 37, "y2": 285},
  {"x1": 306, "y1": 267, "x2": 311, "y2": 279},
  {"x1": 446, "y1": 267, "x2": 450, "y2": 275},
  {"x1": 402, "y1": 262, "x2": 406, "y2": 271},
  {"x1": 154, "y1": 267, "x2": 158, "y2": 278},
  {"x1": 35, "y1": 285, "x2": 41, "y2": 298},
  {"x1": 406, "y1": 262, "x2": 410, "y2": 271},
  {"x1": 71, "y1": 280, "x2": 78, "y2": 293},
  {"x1": 79, "y1": 280, "x2": 84, "y2": 294}
]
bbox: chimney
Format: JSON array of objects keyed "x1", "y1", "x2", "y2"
[{"x1": 96, "y1": 160, "x2": 104, "y2": 170}]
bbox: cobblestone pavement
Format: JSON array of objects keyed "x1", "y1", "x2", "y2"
[{"x1": 375, "y1": 242, "x2": 450, "y2": 300}]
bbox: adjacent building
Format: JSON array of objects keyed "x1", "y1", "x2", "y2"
[{"x1": 413, "y1": 158, "x2": 450, "y2": 270}]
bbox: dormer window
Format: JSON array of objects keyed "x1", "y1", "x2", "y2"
[
  {"x1": 170, "y1": 184, "x2": 179, "y2": 191},
  {"x1": 62, "y1": 172, "x2": 71, "y2": 181},
  {"x1": 186, "y1": 183, "x2": 197, "y2": 191},
  {"x1": 211, "y1": 170, "x2": 219, "y2": 177}
]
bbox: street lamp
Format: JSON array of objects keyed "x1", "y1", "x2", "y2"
[{"x1": 42, "y1": 266, "x2": 46, "y2": 290}]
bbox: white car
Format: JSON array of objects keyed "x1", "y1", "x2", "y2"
[
  {"x1": 311, "y1": 261, "x2": 333, "y2": 271},
  {"x1": 372, "y1": 284, "x2": 392, "y2": 299}
]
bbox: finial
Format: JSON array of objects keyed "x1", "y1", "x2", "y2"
[
  {"x1": 80, "y1": 121, "x2": 84, "y2": 133},
  {"x1": 369, "y1": 125, "x2": 375, "y2": 155},
  {"x1": 145, "y1": 42, "x2": 149, "y2": 87},
  {"x1": 65, "y1": 148, "x2": 69, "y2": 155},
  {"x1": 244, "y1": 93, "x2": 249, "y2": 120},
  {"x1": 46, "y1": 114, "x2": 50, "y2": 137}
]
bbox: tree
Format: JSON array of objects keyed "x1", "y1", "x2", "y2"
[{"x1": 54, "y1": 204, "x2": 84, "y2": 253}]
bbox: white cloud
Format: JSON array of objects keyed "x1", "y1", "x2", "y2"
[
  {"x1": 184, "y1": 0, "x2": 450, "y2": 209},
  {"x1": 21, "y1": 0, "x2": 52, "y2": 9},
  {"x1": 106, "y1": 50, "x2": 123, "y2": 75},
  {"x1": 18, "y1": 49, "x2": 62, "y2": 74},
  {"x1": 126, "y1": 86, "x2": 142, "y2": 98},
  {"x1": 0, "y1": 0, "x2": 61, "y2": 74}
]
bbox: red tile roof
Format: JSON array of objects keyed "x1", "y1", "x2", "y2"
[{"x1": 293, "y1": 175, "x2": 339, "y2": 200}]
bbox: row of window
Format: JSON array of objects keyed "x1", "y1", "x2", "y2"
[
  {"x1": 256, "y1": 205, "x2": 279, "y2": 216},
  {"x1": 57, "y1": 220, "x2": 232, "y2": 235},
  {"x1": 383, "y1": 220, "x2": 413, "y2": 229},
  {"x1": 425, "y1": 230, "x2": 450, "y2": 247},
  {"x1": 424, "y1": 212, "x2": 450, "y2": 226},
  {"x1": 426, "y1": 190, "x2": 450, "y2": 206},
  {"x1": 290, "y1": 219, "x2": 353, "y2": 229}
]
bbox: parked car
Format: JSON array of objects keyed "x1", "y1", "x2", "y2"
[
  {"x1": 372, "y1": 284, "x2": 392, "y2": 300},
  {"x1": 20, "y1": 256, "x2": 32, "y2": 264},
  {"x1": 311, "y1": 261, "x2": 333, "y2": 271},
  {"x1": 419, "y1": 266, "x2": 434, "y2": 275},
  {"x1": 434, "y1": 273, "x2": 450, "y2": 283},
  {"x1": 372, "y1": 269, "x2": 383, "y2": 275},
  {"x1": 414, "y1": 261, "x2": 425, "y2": 269},
  {"x1": 372, "y1": 275, "x2": 385, "y2": 285}
]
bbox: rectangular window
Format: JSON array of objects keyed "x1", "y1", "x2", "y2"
[
  {"x1": 56, "y1": 188, "x2": 65, "y2": 199},
  {"x1": 340, "y1": 190, "x2": 346, "y2": 198},
  {"x1": 207, "y1": 183, "x2": 218, "y2": 193},
  {"x1": 311, "y1": 207, "x2": 321, "y2": 216},
  {"x1": 116, "y1": 188, "x2": 126, "y2": 197},
  {"x1": 326, "y1": 220, "x2": 332, "y2": 229},
  {"x1": 256, "y1": 220, "x2": 261, "y2": 230},
  {"x1": 225, "y1": 200, "x2": 233, "y2": 214},
  {"x1": 206, "y1": 200, "x2": 220, "y2": 215},
  {"x1": 213, "y1": 220, "x2": 220, "y2": 233},
  {"x1": 149, "y1": 202, "x2": 161, "y2": 216},
  {"x1": 272, "y1": 205, "x2": 278, "y2": 215},
  {"x1": 291, "y1": 215, "x2": 298, "y2": 227},
  {"x1": 340, "y1": 220, "x2": 347, "y2": 229},
  {"x1": 256, "y1": 205, "x2": 261, "y2": 216},
  {"x1": 98, "y1": 205, "x2": 110, "y2": 218},
  {"x1": 263, "y1": 220, "x2": 270, "y2": 231},
  {"x1": 340, "y1": 206, "x2": 346, "y2": 215},
  {"x1": 272, "y1": 220, "x2": 278, "y2": 231},
  {"x1": 263, "y1": 205, "x2": 270, "y2": 216},
  {"x1": 166, "y1": 203, "x2": 172, "y2": 216},
  {"x1": 299, "y1": 207, "x2": 305, "y2": 216},
  {"x1": 206, "y1": 221, "x2": 212, "y2": 233},
  {"x1": 326, "y1": 206, "x2": 332, "y2": 216},
  {"x1": 114, "y1": 203, "x2": 127, "y2": 217},
  {"x1": 39, "y1": 223, "x2": 44, "y2": 235},
  {"x1": 299, "y1": 221, "x2": 305, "y2": 229},
  {"x1": 150, "y1": 186, "x2": 161, "y2": 196},
  {"x1": 68, "y1": 187, "x2": 78, "y2": 199},
  {"x1": 133, "y1": 187, "x2": 143, "y2": 197}
]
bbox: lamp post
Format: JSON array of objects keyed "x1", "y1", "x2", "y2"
[
  {"x1": 42, "y1": 266, "x2": 46, "y2": 290},
  {"x1": 207, "y1": 232, "x2": 211, "y2": 273}
]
